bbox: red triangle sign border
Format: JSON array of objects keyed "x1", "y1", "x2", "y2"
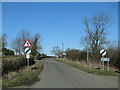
[{"x1": 23, "y1": 40, "x2": 32, "y2": 47}]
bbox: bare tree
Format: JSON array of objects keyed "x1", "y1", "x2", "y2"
[
  {"x1": 18, "y1": 29, "x2": 31, "y2": 54},
  {"x1": 2, "y1": 33, "x2": 7, "y2": 49},
  {"x1": 51, "y1": 46, "x2": 61, "y2": 57},
  {"x1": 11, "y1": 37, "x2": 22, "y2": 55},
  {"x1": 11, "y1": 30, "x2": 42, "y2": 55},
  {"x1": 106, "y1": 41, "x2": 118, "y2": 67},
  {"x1": 82, "y1": 13, "x2": 111, "y2": 59},
  {"x1": 11, "y1": 29, "x2": 31, "y2": 54},
  {"x1": 32, "y1": 33, "x2": 42, "y2": 52},
  {"x1": 31, "y1": 33, "x2": 42, "y2": 57}
]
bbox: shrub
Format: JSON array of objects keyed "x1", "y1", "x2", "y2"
[
  {"x1": 2, "y1": 48, "x2": 14, "y2": 56},
  {"x1": 3, "y1": 62, "x2": 43, "y2": 88},
  {"x1": 65, "y1": 49, "x2": 87, "y2": 61},
  {"x1": 2, "y1": 55, "x2": 35, "y2": 75}
]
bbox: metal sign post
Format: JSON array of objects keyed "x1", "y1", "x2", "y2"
[
  {"x1": 101, "y1": 57, "x2": 110, "y2": 71},
  {"x1": 100, "y1": 49, "x2": 106, "y2": 70},
  {"x1": 23, "y1": 40, "x2": 32, "y2": 68},
  {"x1": 107, "y1": 60, "x2": 109, "y2": 71},
  {"x1": 26, "y1": 54, "x2": 30, "y2": 67},
  {"x1": 102, "y1": 57, "x2": 104, "y2": 70},
  {"x1": 25, "y1": 48, "x2": 31, "y2": 67},
  {"x1": 27, "y1": 58, "x2": 29, "y2": 67},
  {"x1": 101, "y1": 57, "x2": 105, "y2": 70}
]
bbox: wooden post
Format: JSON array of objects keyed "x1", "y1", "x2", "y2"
[
  {"x1": 107, "y1": 60, "x2": 109, "y2": 71},
  {"x1": 102, "y1": 60, "x2": 104, "y2": 70},
  {"x1": 102, "y1": 57, "x2": 104, "y2": 70}
]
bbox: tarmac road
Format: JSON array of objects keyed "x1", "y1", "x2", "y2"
[{"x1": 29, "y1": 58, "x2": 118, "y2": 88}]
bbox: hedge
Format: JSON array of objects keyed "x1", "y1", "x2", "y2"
[{"x1": 2, "y1": 55, "x2": 35, "y2": 75}]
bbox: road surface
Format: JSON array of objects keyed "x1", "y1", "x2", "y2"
[{"x1": 28, "y1": 58, "x2": 118, "y2": 88}]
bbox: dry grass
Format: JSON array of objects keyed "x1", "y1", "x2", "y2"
[
  {"x1": 55, "y1": 58, "x2": 118, "y2": 76},
  {"x1": 2, "y1": 62, "x2": 43, "y2": 87},
  {"x1": 61, "y1": 58, "x2": 118, "y2": 71},
  {"x1": 2, "y1": 66, "x2": 28, "y2": 84}
]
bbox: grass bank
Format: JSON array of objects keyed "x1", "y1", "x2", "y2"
[
  {"x1": 3, "y1": 62, "x2": 43, "y2": 88},
  {"x1": 55, "y1": 59, "x2": 119, "y2": 76},
  {"x1": 3, "y1": 55, "x2": 35, "y2": 75}
]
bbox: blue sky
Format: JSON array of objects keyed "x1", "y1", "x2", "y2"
[{"x1": 2, "y1": 2, "x2": 118, "y2": 55}]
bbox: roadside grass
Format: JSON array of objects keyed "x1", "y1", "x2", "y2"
[
  {"x1": 55, "y1": 59, "x2": 118, "y2": 76},
  {"x1": 3, "y1": 62, "x2": 43, "y2": 88}
]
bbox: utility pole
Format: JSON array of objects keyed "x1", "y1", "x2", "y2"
[
  {"x1": 62, "y1": 42, "x2": 64, "y2": 52},
  {"x1": 86, "y1": 23, "x2": 89, "y2": 64},
  {"x1": 87, "y1": 31, "x2": 89, "y2": 64},
  {"x1": 83, "y1": 19, "x2": 89, "y2": 64}
]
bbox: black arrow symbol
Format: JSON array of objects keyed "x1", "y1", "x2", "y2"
[
  {"x1": 100, "y1": 50, "x2": 106, "y2": 55},
  {"x1": 26, "y1": 48, "x2": 30, "y2": 54}
]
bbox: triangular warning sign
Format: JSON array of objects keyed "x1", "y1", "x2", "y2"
[{"x1": 23, "y1": 40, "x2": 32, "y2": 47}]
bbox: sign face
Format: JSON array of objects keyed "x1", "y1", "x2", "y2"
[
  {"x1": 23, "y1": 40, "x2": 32, "y2": 47},
  {"x1": 63, "y1": 53, "x2": 66, "y2": 55},
  {"x1": 100, "y1": 49, "x2": 106, "y2": 56},
  {"x1": 24, "y1": 48, "x2": 31, "y2": 54},
  {"x1": 26, "y1": 54, "x2": 30, "y2": 59},
  {"x1": 101, "y1": 58, "x2": 110, "y2": 61}
]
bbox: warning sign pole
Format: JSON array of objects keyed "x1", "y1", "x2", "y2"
[
  {"x1": 23, "y1": 40, "x2": 32, "y2": 68},
  {"x1": 102, "y1": 56, "x2": 104, "y2": 70},
  {"x1": 26, "y1": 54, "x2": 30, "y2": 67},
  {"x1": 107, "y1": 60, "x2": 109, "y2": 71},
  {"x1": 27, "y1": 58, "x2": 29, "y2": 67}
]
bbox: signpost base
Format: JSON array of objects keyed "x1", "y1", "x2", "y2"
[
  {"x1": 101, "y1": 57, "x2": 110, "y2": 71},
  {"x1": 26, "y1": 54, "x2": 30, "y2": 67},
  {"x1": 27, "y1": 58, "x2": 29, "y2": 67}
]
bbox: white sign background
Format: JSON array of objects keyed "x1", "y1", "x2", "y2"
[{"x1": 25, "y1": 48, "x2": 31, "y2": 54}]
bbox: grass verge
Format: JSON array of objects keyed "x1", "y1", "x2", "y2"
[
  {"x1": 3, "y1": 62, "x2": 43, "y2": 88},
  {"x1": 55, "y1": 59, "x2": 119, "y2": 76}
]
